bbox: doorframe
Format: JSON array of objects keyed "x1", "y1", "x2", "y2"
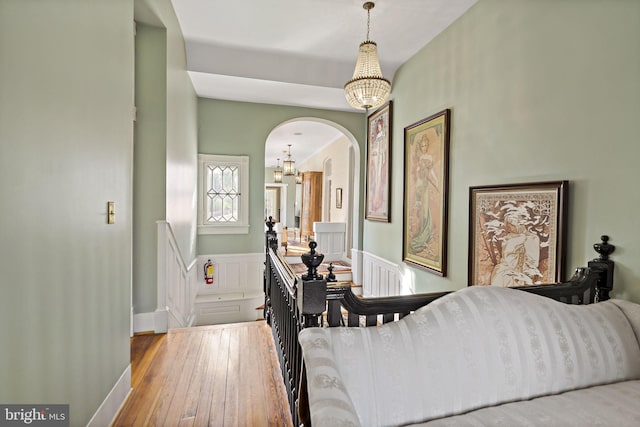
[{"x1": 265, "y1": 183, "x2": 288, "y2": 226}]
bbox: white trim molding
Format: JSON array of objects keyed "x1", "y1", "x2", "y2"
[
  {"x1": 87, "y1": 364, "x2": 131, "y2": 427},
  {"x1": 155, "y1": 221, "x2": 198, "y2": 333},
  {"x1": 198, "y1": 154, "x2": 250, "y2": 235},
  {"x1": 351, "y1": 248, "x2": 363, "y2": 286},
  {"x1": 133, "y1": 310, "x2": 169, "y2": 334}
]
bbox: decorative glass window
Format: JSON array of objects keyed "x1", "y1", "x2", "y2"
[{"x1": 198, "y1": 154, "x2": 249, "y2": 234}]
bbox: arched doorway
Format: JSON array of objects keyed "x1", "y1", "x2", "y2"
[{"x1": 264, "y1": 118, "x2": 360, "y2": 259}]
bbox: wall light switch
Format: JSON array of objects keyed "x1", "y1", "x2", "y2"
[{"x1": 107, "y1": 201, "x2": 115, "y2": 224}]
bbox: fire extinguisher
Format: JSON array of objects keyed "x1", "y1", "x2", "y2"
[{"x1": 204, "y1": 259, "x2": 214, "y2": 285}]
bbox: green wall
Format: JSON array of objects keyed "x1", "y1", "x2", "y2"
[
  {"x1": 134, "y1": 24, "x2": 167, "y2": 315},
  {"x1": 133, "y1": 0, "x2": 198, "y2": 315},
  {"x1": 198, "y1": 99, "x2": 365, "y2": 255},
  {"x1": 365, "y1": 0, "x2": 640, "y2": 302},
  {"x1": 0, "y1": 1, "x2": 133, "y2": 424}
]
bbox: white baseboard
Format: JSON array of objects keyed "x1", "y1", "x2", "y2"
[
  {"x1": 87, "y1": 364, "x2": 131, "y2": 427},
  {"x1": 133, "y1": 309, "x2": 168, "y2": 334}
]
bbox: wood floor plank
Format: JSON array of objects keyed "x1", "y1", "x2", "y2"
[
  {"x1": 246, "y1": 325, "x2": 269, "y2": 426},
  {"x1": 192, "y1": 329, "x2": 221, "y2": 426},
  {"x1": 208, "y1": 327, "x2": 231, "y2": 426},
  {"x1": 222, "y1": 324, "x2": 241, "y2": 426},
  {"x1": 163, "y1": 329, "x2": 205, "y2": 426},
  {"x1": 114, "y1": 334, "x2": 173, "y2": 427},
  {"x1": 179, "y1": 329, "x2": 214, "y2": 423},
  {"x1": 262, "y1": 325, "x2": 293, "y2": 426},
  {"x1": 113, "y1": 321, "x2": 293, "y2": 427},
  {"x1": 130, "y1": 334, "x2": 166, "y2": 389},
  {"x1": 147, "y1": 329, "x2": 198, "y2": 426}
]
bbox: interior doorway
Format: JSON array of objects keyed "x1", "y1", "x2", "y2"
[
  {"x1": 265, "y1": 183, "x2": 287, "y2": 225},
  {"x1": 264, "y1": 118, "x2": 361, "y2": 260}
]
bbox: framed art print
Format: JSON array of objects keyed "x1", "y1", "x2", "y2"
[
  {"x1": 468, "y1": 181, "x2": 568, "y2": 287},
  {"x1": 402, "y1": 109, "x2": 450, "y2": 276},
  {"x1": 366, "y1": 101, "x2": 392, "y2": 222}
]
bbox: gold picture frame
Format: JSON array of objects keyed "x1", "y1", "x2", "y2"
[{"x1": 402, "y1": 109, "x2": 450, "y2": 276}]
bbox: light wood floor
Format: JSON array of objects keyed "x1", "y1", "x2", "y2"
[{"x1": 113, "y1": 321, "x2": 293, "y2": 427}]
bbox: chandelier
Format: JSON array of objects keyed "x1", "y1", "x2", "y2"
[
  {"x1": 273, "y1": 158, "x2": 283, "y2": 183},
  {"x1": 344, "y1": 2, "x2": 391, "y2": 110},
  {"x1": 283, "y1": 144, "x2": 296, "y2": 176}
]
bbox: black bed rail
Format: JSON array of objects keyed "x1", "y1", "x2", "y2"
[{"x1": 263, "y1": 220, "x2": 615, "y2": 426}]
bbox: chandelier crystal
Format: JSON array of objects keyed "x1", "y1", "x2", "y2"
[{"x1": 344, "y1": 2, "x2": 391, "y2": 110}]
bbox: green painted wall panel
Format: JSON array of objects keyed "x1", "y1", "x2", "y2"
[
  {"x1": 134, "y1": 24, "x2": 167, "y2": 315},
  {"x1": 365, "y1": 0, "x2": 640, "y2": 302},
  {"x1": 0, "y1": 0, "x2": 134, "y2": 424}
]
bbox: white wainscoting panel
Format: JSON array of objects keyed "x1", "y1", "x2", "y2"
[
  {"x1": 313, "y1": 222, "x2": 346, "y2": 261},
  {"x1": 155, "y1": 221, "x2": 197, "y2": 332},
  {"x1": 196, "y1": 253, "x2": 264, "y2": 294},
  {"x1": 194, "y1": 252, "x2": 265, "y2": 325},
  {"x1": 362, "y1": 251, "x2": 406, "y2": 297}
]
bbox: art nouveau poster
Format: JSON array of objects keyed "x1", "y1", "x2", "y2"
[
  {"x1": 366, "y1": 101, "x2": 392, "y2": 222},
  {"x1": 403, "y1": 109, "x2": 450, "y2": 276},
  {"x1": 468, "y1": 181, "x2": 568, "y2": 286}
]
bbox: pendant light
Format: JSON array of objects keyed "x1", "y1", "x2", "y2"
[
  {"x1": 273, "y1": 158, "x2": 283, "y2": 183},
  {"x1": 283, "y1": 144, "x2": 296, "y2": 176},
  {"x1": 344, "y1": 2, "x2": 391, "y2": 110}
]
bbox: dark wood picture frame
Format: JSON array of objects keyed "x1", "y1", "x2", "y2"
[
  {"x1": 402, "y1": 109, "x2": 451, "y2": 276},
  {"x1": 366, "y1": 101, "x2": 392, "y2": 222},
  {"x1": 468, "y1": 181, "x2": 568, "y2": 286}
]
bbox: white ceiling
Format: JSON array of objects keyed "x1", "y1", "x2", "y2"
[{"x1": 170, "y1": 0, "x2": 477, "y2": 167}]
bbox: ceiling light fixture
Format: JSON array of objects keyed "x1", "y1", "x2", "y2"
[
  {"x1": 283, "y1": 144, "x2": 296, "y2": 176},
  {"x1": 344, "y1": 2, "x2": 391, "y2": 110},
  {"x1": 273, "y1": 158, "x2": 283, "y2": 183}
]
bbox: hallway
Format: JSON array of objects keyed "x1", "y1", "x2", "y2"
[{"x1": 113, "y1": 321, "x2": 293, "y2": 426}]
